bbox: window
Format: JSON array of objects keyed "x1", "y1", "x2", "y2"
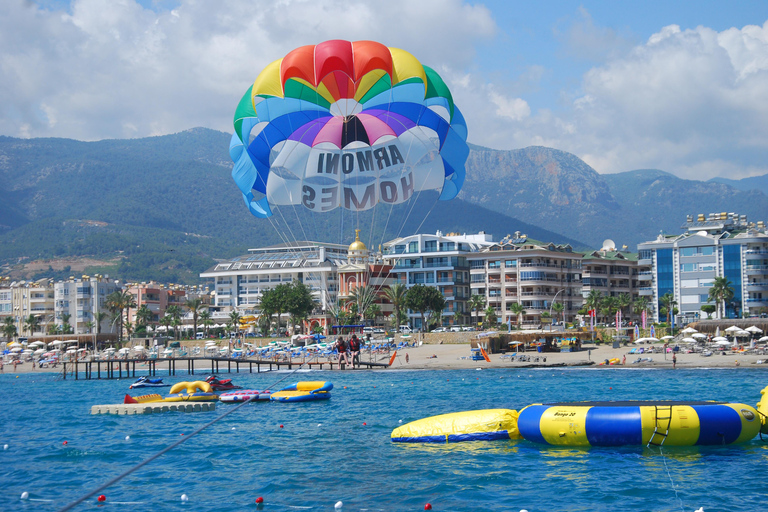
[
  {"x1": 700, "y1": 294, "x2": 711, "y2": 302},
  {"x1": 408, "y1": 241, "x2": 418, "y2": 253},
  {"x1": 423, "y1": 240, "x2": 437, "y2": 252},
  {"x1": 680, "y1": 263, "x2": 698, "y2": 272},
  {"x1": 488, "y1": 261, "x2": 501, "y2": 269},
  {"x1": 439, "y1": 242, "x2": 455, "y2": 251},
  {"x1": 700, "y1": 247, "x2": 715, "y2": 256},
  {"x1": 680, "y1": 248, "x2": 696, "y2": 257},
  {"x1": 470, "y1": 261, "x2": 484, "y2": 269},
  {"x1": 639, "y1": 249, "x2": 653, "y2": 260},
  {"x1": 505, "y1": 260, "x2": 516, "y2": 267}
]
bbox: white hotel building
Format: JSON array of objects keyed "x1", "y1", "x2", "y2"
[{"x1": 637, "y1": 213, "x2": 768, "y2": 322}]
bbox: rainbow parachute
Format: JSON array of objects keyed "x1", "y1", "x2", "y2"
[{"x1": 229, "y1": 40, "x2": 468, "y2": 218}]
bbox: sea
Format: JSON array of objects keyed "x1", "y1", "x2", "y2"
[{"x1": 2, "y1": 366, "x2": 768, "y2": 512}]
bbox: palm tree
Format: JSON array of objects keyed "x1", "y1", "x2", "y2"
[
  {"x1": 552, "y1": 302, "x2": 565, "y2": 327},
  {"x1": 165, "y1": 305, "x2": 182, "y2": 340},
  {"x1": 509, "y1": 302, "x2": 525, "y2": 327},
  {"x1": 660, "y1": 292, "x2": 677, "y2": 328},
  {"x1": 584, "y1": 290, "x2": 603, "y2": 323},
  {"x1": 229, "y1": 310, "x2": 241, "y2": 336},
  {"x1": 383, "y1": 283, "x2": 407, "y2": 330},
  {"x1": 185, "y1": 298, "x2": 204, "y2": 337},
  {"x1": 600, "y1": 296, "x2": 619, "y2": 325},
  {"x1": 23, "y1": 314, "x2": 41, "y2": 336},
  {"x1": 159, "y1": 314, "x2": 173, "y2": 337},
  {"x1": 135, "y1": 305, "x2": 152, "y2": 333},
  {"x1": 633, "y1": 296, "x2": 651, "y2": 326},
  {"x1": 199, "y1": 310, "x2": 212, "y2": 337},
  {"x1": 708, "y1": 277, "x2": 735, "y2": 319},
  {"x1": 61, "y1": 313, "x2": 73, "y2": 335},
  {"x1": 106, "y1": 290, "x2": 136, "y2": 343},
  {"x1": 616, "y1": 293, "x2": 631, "y2": 326},
  {"x1": 484, "y1": 305, "x2": 497, "y2": 328},
  {"x1": 468, "y1": 294, "x2": 486, "y2": 328},
  {"x1": 347, "y1": 285, "x2": 378, "y2": 325},
  {"x1": 94, "y1": 311, "x2": 107, "y2": 337},
  {"x1": 2, "y1": 316, "x2": 17, "y2": 341}
]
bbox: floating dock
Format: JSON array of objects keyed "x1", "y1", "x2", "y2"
[{"x1": 90, "y1": 402, "x2": 216, "y2": 415}]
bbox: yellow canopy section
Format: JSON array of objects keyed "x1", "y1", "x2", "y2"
[
  {"x1": 251, "y1": 59, "x2": 284, "y2": 100},
  {"x1": 389, "y1": 48, "x2": 427, "y2": 91}
]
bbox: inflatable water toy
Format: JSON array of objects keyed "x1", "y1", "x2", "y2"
[
  {"x1": 164, "y1": 381, "x2": 218, "y2": 402},
  {"x1": 391, "y1": 409, "x2": 520, "y2": 443},
  {"x1": 270, "y1": 381, "x2": 332, "y2": 402},
  {"x1": 219, "y1": 389, "x2": 272, "y2": 403},
  {"x1": 124, "y1": 393, "x2": 164, "y2": 404},
  {"x1": 205, "y1": 375, "x2": 242, "y2": 391},
  {"x1": 756, "y1": 386, "x2": 768, "y2": 435},
  {"x1": 598, "y1": 358, "x2": 621, "y2": 366},
  {"x1": 517, "y1": 401, "x2": 760, "y2": 446}
]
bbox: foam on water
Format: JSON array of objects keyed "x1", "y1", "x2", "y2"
[{"x1": 1, "y1": 368, "x2": 767, "y2": 511}]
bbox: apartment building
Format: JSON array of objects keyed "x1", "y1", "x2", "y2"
[
  {"x1": 0, "y1": 278, "x2": 56, "y2": 336},
  {"x1": 581, "y1": 240, "x2": 641, "y2": 307},
  {"x1": 54, "y1": 275, "x2": 121, "y2": 334},
  {"x1": 383, "y1": 231, "x2": 494, "y2": 329},
  {"x1": 637, "y1": 213, "x2": 768, "y2": 322},
  {"x1": 126, "y1": 283, "x2": 188, "y2": 328},
  {"x1": 468, "y1": 233, "x2": 582, "y2": 327}
]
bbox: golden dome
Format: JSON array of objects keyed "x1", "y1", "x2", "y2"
[{"x1": 349, "y1": 229, "x2": 367, "y2": 252}]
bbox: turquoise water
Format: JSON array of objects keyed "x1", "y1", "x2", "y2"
[{"x1": 2, "y1": 367, "x2": 768, "y2": 511}]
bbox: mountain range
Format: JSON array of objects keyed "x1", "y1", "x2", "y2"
[{"x1": 1, "y1": 128, "x2": 766, "y2": 284}]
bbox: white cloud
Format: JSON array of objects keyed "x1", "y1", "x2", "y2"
[
  {"x1": 468, "y1": 18, "x2": 768, "y2": 180},
  {"x1": 0, "y1": 0, "x2": 495, "y2": 140}
]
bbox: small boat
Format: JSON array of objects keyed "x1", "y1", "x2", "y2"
[
  {"x1": 205, "y1": 375, "x2": 242, "y2": 391},
  {"x1": 129, "y1": 376, "x2": 169, "y2": 389},
  {"x1": 219, "y1": 389, "x2": 272, "y2": 403},
  {"x1": 270, "y1": 381, "x2": 333, "y2": 402}
]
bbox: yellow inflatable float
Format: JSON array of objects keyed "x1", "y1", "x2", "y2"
[{"x1": 391, "y1": 409, "x2": 520, "y2": 443}]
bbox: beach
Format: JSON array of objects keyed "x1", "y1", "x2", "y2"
[{"x1": 4, "y1": 338, "x2": 766, "y2": 375}]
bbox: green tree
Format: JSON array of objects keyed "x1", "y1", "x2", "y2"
[
  {"x1": 2, "y1": 317, "x2": 17, "y2": 341},
  {"x1": 585, "y1": 290, "x2": 603, "y2": 322},
  {"x1": 600, "y1": 296, "x2": 619, "y2": 324},
  {"x1": 468, "y1": 294, "x2": 486, "y2": 327},
  {"x1": 185, "y1": 298, "x2": 204, "y2": 337},
  {"x1": 286, "y1": 280, "x2": 318, "y2": 333},
  {"x1": 260, "y1": 283, "x2": 290, "y2": 334},
  {"x1": 552, "y1": 302, "x2": 565, "y2": 326},
  {"x1": 94, "y1": 311, "x2": 107, "y2": 338},
  {"x1": 660, "y1": 292, "x2": 678, "y2": 328},
  {"x1": 383, "y1": 283, "x2": 407, "y2": 330},
  {"x1": 509, "y1": 302, "x2": 525, "y2": 327},
  {"x1": 229, "y1": 310, "x2": 242, "y2": 336},
  {"x1": 135, "y1": 305, "x2": 152, "y2": 332},
  {"x1": 347, "y1": 285, "x2": 378, "y2": 326},
  {"x1": 633, "y1": 296, "x2": 651, "y2": 324},
  {"x1": 159, "y1": 314, "x2": 172, "y2": 337},
  {"x1": 23, "y1": 314, "x2": 41, "y2": 336},
  {"x1": 199, "y1": 310, "x2": 212, "y2": 337},
  {"x1": 106, "y1": 290, "x2": 136, "y2": 343},
  {"x1": 708, "y1": 277, "x2": 735, "y2": 319},
  {"x1": 616, "y1": 293, "x2": 631, "y2": 324},
  {"x1": 404, "y1": 284, "x2": 445, "y2": 331},
  {"x1": 701, "y1": 304, "x2": 717, "y2": 319},
  {"x1": 166, "y1": 304, "x2": 182, "y2": 340},
  {"x1": 484, "y1": 305, "x2": 498, "y2": 328},
  {"x1": 61, "y1": 313, "x2": 73, "y2": 335}
]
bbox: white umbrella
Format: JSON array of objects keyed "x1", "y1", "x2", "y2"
[
  {"x1": 681, "y1": 337, "x2": 697, "y2": 343},
  {"x1": 133, "y1": 346, "x2": 146, "y2": 351},
  {"x1": 10, "y1": 347, "x2": 22, "y2": 352},
  {"x1": 691, "y1": 333, "x2": 707, "y2": 339},
  {"x1": 746, "y1": 326, "x2": 763, "y2": 333},
  {"x1": 8, "y1": 342, "x2": 21, "y2": 348},
  {"x1": 66, "y1": 348, "x2": 77, "y2": 354},
  {"x1": 118, "y1": 348, "x2": 130, "y2": 354},
  {"x1": 735, "y1": 330, "x2": 751, "y2": 337},
  {"x1": 715, "y1": 340, "x2": 732, "y2": 345},
  {"x1": 681, "y1": 327, "x2": 698, "y2": 334},
  {"x1": 758, "y1": 336, "x2": 768, "y2": 342},
  {"x1": 725, "y1": 326, "x2": 742, "y2": 333},
  {"x1": 33, "y1": 348, "x2": 45, "y2": 355},
  {"x1": 29, "y1": 341, "x2": 45, "y2": 347},
  {"x1": 661, "y1": 335, "x2": 675, "y2": 340},
  {"x1": 66, "y1": 340, "x2": 79, "y2": 344},
  {"x1": 50, "y1": 339, "x2": 65, "y2": 346},
  {"x1": 712, "y1": 336, "x2": 728, "y2": 342}
]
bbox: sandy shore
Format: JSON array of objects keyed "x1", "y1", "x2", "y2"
[{"x1": 3, "y1": 341, "x2": 767, "y2": 375}]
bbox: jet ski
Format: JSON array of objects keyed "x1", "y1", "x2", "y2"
[
  {"x1": 205, "y1": 375, "x2": 242, "y2": 391},
  {"x1": 129, "y1": 376, "x2": 169, "y2": 389}
]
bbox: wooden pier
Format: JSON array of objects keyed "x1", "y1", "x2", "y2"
[{"x1": 62, "y1": 356, "x2": 391, "y2": 380}]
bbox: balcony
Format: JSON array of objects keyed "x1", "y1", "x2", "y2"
[
  {"x1": 639, "y1": 287, "x2": 653, "y2": 296},
  {"x1": 746, "y1": 265, "x2": 768, "y2": 274},
  {"x1": 638, "y1": 258, "x2": 652, "y2": 266},
  {"x1": 747, "y1": 297, "x2": 768, "y2": 303},
  {"x1": 638, "y1": 272, "x2": 653, "y2": 281},
  {"x1": 747, "y1": 283, "x2": 768, "y2": 289}
]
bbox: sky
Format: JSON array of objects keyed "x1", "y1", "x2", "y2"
[{"x1": 3, "y1": 0, "x2": 768, "y2": 181}]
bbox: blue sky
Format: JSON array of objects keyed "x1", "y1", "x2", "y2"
[{"x1": 3, "y1": 0, "x2": 768, "y2": 181}]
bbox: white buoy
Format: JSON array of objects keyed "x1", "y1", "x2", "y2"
[
  {"x1": 695, "y1": 508, "x2": 704, "y2": 512},
  {"x1": 21, "y1": 492, "x2": 29, "y2": 500},
  {"x1": 398, "y1": 420, "x2": 403, "y2": 423},
  {"x1": 317, "y1": 423, "x2": 322, "y2": 427},
  {"x1": 335, "y1": 501, "x2": 343, "y2": 509},
  {"x1": 3, "y1": 444, "x2": 8, "y2": 450},
  {"x1": 231, "y1": 427, "x2": 236, "y2": 430},
  {"x1": 520, "y1": 510, "x2": 528, "y2": 512},
  {"x1": 125, "y1": 436, "x2": 130, "y2": 440},
  {"x1": 181, "y1": 494, "x2": 188, "y2": 502}
]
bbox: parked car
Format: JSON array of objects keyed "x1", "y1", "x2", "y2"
[
  {"x1": 373, "y1": 328, "x2": 385, "y2": 334},
  {"x1": 450, "y1": 326, "x2": 462, "y2": 332},
  {"x1": 363, "y1": 327, "x2": 374, "y2": 334},
  {"x1": 431, "y1": 327, "x2": 446, "y2": 333},
  {"x1": 399, "y1": 325, "x2": 412, "y2": 333}
]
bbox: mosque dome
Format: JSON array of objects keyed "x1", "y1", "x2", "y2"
[{"x1": 349, "y1": 230, "x2": 367, "y2": 252}]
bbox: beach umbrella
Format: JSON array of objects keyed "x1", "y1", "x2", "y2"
[
  {"x1": 712, "y1": 336, "x2": 728, "y2": 342},
  {"x1": 746, "y1": 326, "x2": 763, "y2": 333},
  {"x1": 725, "y1": 326, "x2": 741, "y2": 333},
  {"x1": 10, "y1": 347, "x2": 22, "y2": 352},
  {"x1": 735, "y1": 330, "x2": 751, "y2": 337},
  {"x1": 8, "y1": 342, "x2": 21, "y2": 348},
  {"x1": 33, "y1": 348, "x2": 45, "y2": 355},
  {"x1": 681, "y1": 337, "x2": 697, "y2": 343},
  {"x1": 661, "y1": 335, "x2": 675, "y2": 340},
  {"x1": 715, "y1": 340, "x2": 732, "y2": 345},
  {"x1": 715, "y1": 326, "x2": 720, "y2": 337},
  {"x1": 691, "y1": 333, "x2": 707, "y2": 339},
  {"x1": 758, "y1": 336, "x2": 768, "y2": 343},
  {"x1": 66, "y1": 348, "x2": 77, "y2": 354},
  {"x1": 681, "y1": 327, "x2": 698, "y2": 334}
]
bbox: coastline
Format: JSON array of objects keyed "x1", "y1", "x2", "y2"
[{"x1": 4, "y1": 342, "x2": 766, "y2": 375}]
